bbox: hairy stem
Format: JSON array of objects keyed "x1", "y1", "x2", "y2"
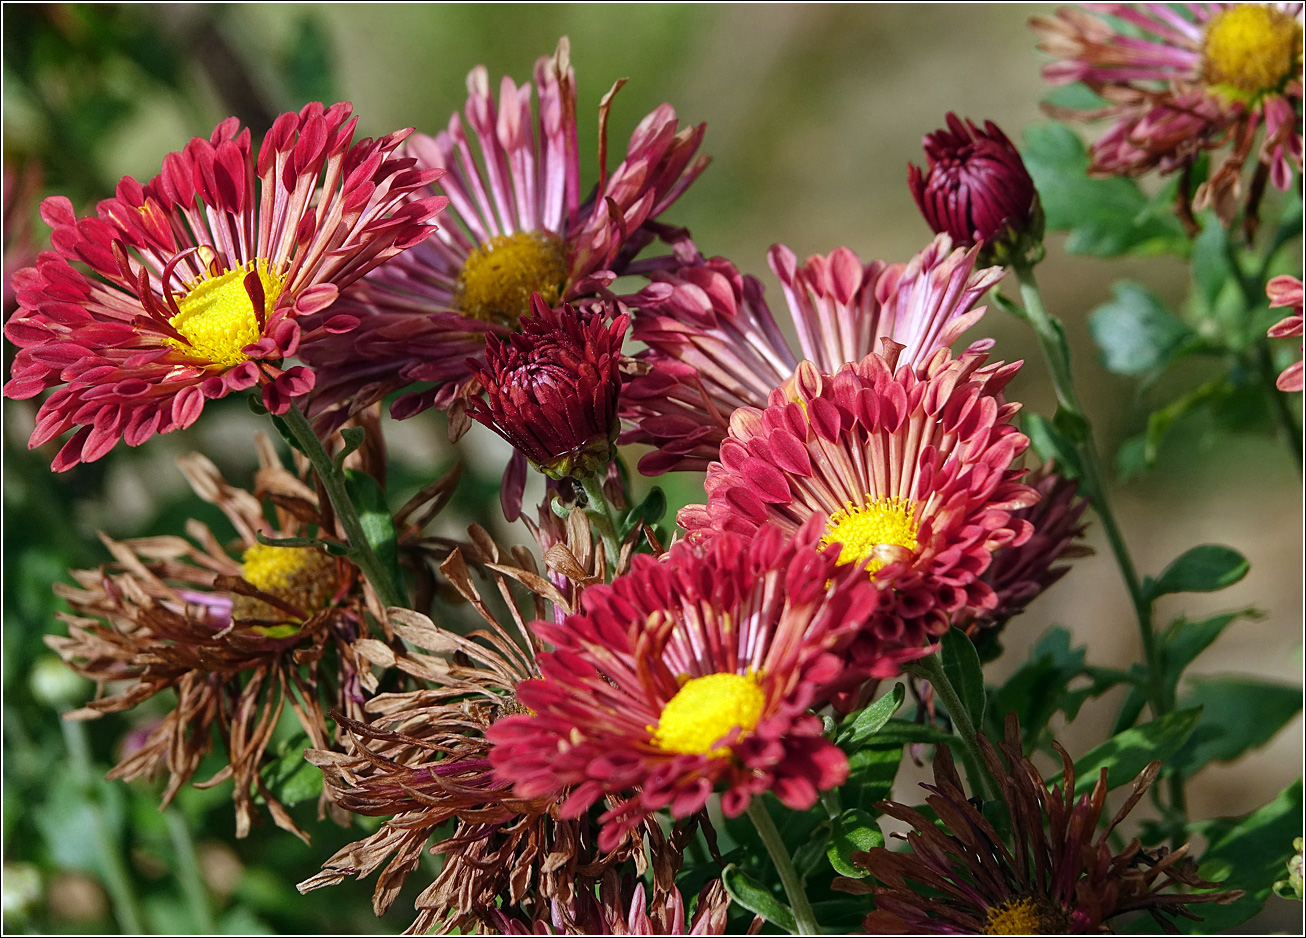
[
  {"x1": 579, "y1": 473, "x2": 622, "y2": 569},
  {"x1": 913, "y1": 652, "x2": 998, "y2": 802},
  {"x1": 746, "y1": 797, "x2": 821, "y2": 935}
]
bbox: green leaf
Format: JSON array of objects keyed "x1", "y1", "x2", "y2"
[
  {"x1": 282, "y1": 16, "x2": 337, "y2": 106},
  {"x1": 1089, "y1": 282, "x2": 1195, "y2": 375},
  {"x1": 1145, "y1": 545, "x2": 1249, "y2": 602},
  {"x1": 342, "y1": 468, "x2": 402, "y2": 593},
  {"x1": 836, "y1": 683, "x2": 905, "y2": 750},
  {"x1": 1021, "y1": 122, "x2": 1187, "y2": 256},
  {"x1": 332, "y1": 426, "x2": 365, "y2": 474},
  {"x1": 826, "y1": 808, "x2": 885, "y2": 878},
  {"x1": 1170, "y1": 677, "x2": 1301, "y2": 777},
  {"x1": 940, "y1": 628, "x2": 986, "y2": 731},
  {"x1": 867, "y1": 719, "x2": 957, "y2": 749},
  {"x1": 1023, "y1": 413, "x2": 1083, "y2": 479},
  {"x1": 619, "y1": 486, "x2": 667, "y2": 538},
  {"x1": 988, "y1": 627, "x2": 1092, "y2": 746},
  {"x1": 1191, "y1": 219, "x2": 1232, "y2": 308},
  {"x1": 791, "y1": 821, "x2": 833, "y2": 879},
  {"x1": 845, "y1": 743, "x2": 904, "y2": 813},
  {"x1": 1176, "y1": 779, "x2": 1304, "y2": 933},
  {"x1": 721, "y1": 864, "x2": 796, "y2": 934},
  {"x1": 1159, "y1": 611, "x2": 1249, "y2": 689},
  {"x1": 258, "y1": 742, "x2": 322, "y2": 806},
  {"x1": 1051, "y1": 708, "x2": 1202, "y2": 797},
  {"x1": 1115, "y1": 378, "x2": 1226, "y2": 479}
]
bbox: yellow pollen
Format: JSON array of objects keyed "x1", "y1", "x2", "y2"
[
  {"x1": 650, "y1": 672, "x2": 765, "y2": 756},
  {"x1": 233, "y1": 542, "x2": 335, "y2": 626},
  {"x1": 820, "y1": 496, "x2": 919, "y2": 573},
  {"x1": 983, "y1": 896, "x2": 1067, "y2": 935},
  {"x1": 1202, "y1": 5, "x2": 1302, "y2": 98},
  {"x1": 457, "y1": 231, "x2": 567, "y2": 327},
  {"x1": 169, "y1": 259, "x2": 284, "y2": 368}
]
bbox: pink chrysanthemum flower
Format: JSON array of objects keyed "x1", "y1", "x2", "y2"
[
  {"x1": 678, "y1": 347, "x2": 1038, "y2": 656},
  {"x1": 621, "y1": 234, "x2": 1003, "y2": 475},
  {"x1": 1031, "y1": 3, "x2": 1304, "y2": 230},
  {"x1": 3, "y1": 103, "x2": 446, "y2": 470},
  {"x1": 300, "y1": 38, "x2": 708, "y2": 431},
  {"x1": 1267, "y1": 274, "x2": 1304, "y2": 391},
  {"x1": 488, "y1": 519, "x2": 913, "y2": 852}
]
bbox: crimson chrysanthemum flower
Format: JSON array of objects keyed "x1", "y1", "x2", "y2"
[
  {"x1": 488, "y1": 518, "x2": 911, "y2": 853},
  {"x1": 3, "y1": 102, "x2": 446, "y2": 470},
  {"x1": 467, "y1": 296, "x2": 626, "y2": 481},
  {"x1": 678, "y1": 346, "x2": 1038, "y2": 660},
  {"x1": 300, "y1": 37, "x2": 707, "y2": 432},
  {"x1": 621, "y1": 234, "x2": 1003, "y2": 475},
  {"x1": 1267, "y1": 274, "x2": 1304, "y2": 392},
  {"x1": 956, "y1": 461, "x2": 1091, "y2": 648},
  {"x1": 835, "y1": 715, "x2": 1241, "y2": 934},
  {"x1": 908, "y1": 114, "x2": 1045, "y2": 266},
  {"x1": 1031, "y1": 3, "x2": 1303, "y2": 231}
]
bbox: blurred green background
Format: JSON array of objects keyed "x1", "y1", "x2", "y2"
[{"x1": 3, "y1": 3, "x2": 1301, "y2": 933}]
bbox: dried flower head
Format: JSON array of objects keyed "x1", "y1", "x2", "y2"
[
  {"x1": 467, "y1": 297, "x2": 626, "y2": 481},
  {"x1": 5, "y1": 104, "x2": 445, "y2": 470},
  {"x1": 1031, "y1": 3, "x2": 1303, "y2": 232},
  {"x1": 836, "y1": 714, "x2": 1243, "y2": 934},
  {"x1": 300, "y1": 38, "x2": 707, "y2": 432},
  {"x1": 909, "y1": 113, "x2": 1045, "y2": 266},
  {"x1": 621, "y1": 235, "x2": 1003, "y2": 474},
  {"x1": 45, "y1": 440, "x2": 373, "y2": 839}
]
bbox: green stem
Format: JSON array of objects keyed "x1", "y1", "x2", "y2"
[
  {"x1": 912, "y1": 652, "x2": 998, "y2": 802},
  {"x1": 277, "y1": 403, "x2": 404, "y2": 609},
  {"x1": 62, "y1": 719, "x2": 144, "y2": 934},
  {"x1": 165, "y1": 808, "x2": 216, "y2": 933},
  {"x1": 746, "y1": 797, "x2": 820, "y2": 935},
  {"x1": 1254, "y1": 338, "x2": 1304, "y2": 474},
  {"x1": 579, "y1": 473, "x2": 622, "y2": 568}
]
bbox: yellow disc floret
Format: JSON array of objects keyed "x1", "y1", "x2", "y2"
[
  {"x1": 456, "y1": 231, "x2": 568, "y2": 327},
  {"x1": 821, "y1": 495, "x2": 919, "y2": 573},
  {"x1": 233, "y1": 542, "x2": 335, "y2": 626},
  {"x1": 1202, "y1": 4, "x2": 1302, "y2": 98},
  {"x1": 983, "y1": 896, "x2": 1068, "y2": 935},
  {"x1": 650, "y1": 672, "x2": 766, "y2": 756},
  {"x1": 169, "y1": 260, "x2": 284, "y2": 368}
]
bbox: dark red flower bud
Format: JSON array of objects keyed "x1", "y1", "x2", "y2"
[
  {"x1": 909, "y1": 113, "x2": 1044, "y2": 267},
  {"x1": 468, "y1": 296, "x2": 626, "y2": 481}
]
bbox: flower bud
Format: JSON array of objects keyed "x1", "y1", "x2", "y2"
[
  {"x1": 468, "y1": 296, "x2": 627, "y2": 481},
  {"x1": 909, "y1": 113, "x2": 1044, "y2": 267}
]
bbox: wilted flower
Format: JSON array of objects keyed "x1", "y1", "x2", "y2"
[
  {"x1": 467, "y1": 297, "x2": 626, "y2": 481},
  {"x1": 1267, "y1": 274, "x2": 1304, "y2": 392},
  {"x1": 4, "y1": 103, "x2": 445, "y2": 470},
  {"x1": 1031, "y1": 3, "x2": 1303, "y2": 231},
  {"x1": 908, "y1": 113, "x2": 1045, "y2": 266},
  {"x1": 45, "y1": 443, "x2": 374, "y2": 838},
  {"x1": 300, "y1": 38, "x2": 707, "y2": 431},
  {"x1": 301, "y1": 536, "x2": 641, "y2": 934},
  {"x1": 489, "y1": 518, "x2": 908, "y2": 852},
  {"x1": 678, "y1": 347, "x2": 1037, "y2": 664},
  {"x1": 621, "y1": 235, "x2": 1003, "y2": 474},
  {"x1": 835, "y1": 714, "x2": 1242, "y2": 933},
  {"x1": 956, "y1": 461, "x2": 1090, "y2": 648}
]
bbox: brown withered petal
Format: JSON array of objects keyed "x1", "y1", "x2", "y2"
[
  {"x1": 836, "y1": 713, "x2": 1242, "y2": 934},
  {"x1": 46, "y1": 440, "x2": 373, "y2": 840}
]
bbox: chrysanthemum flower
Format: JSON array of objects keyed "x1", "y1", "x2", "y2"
[
  {"x1": 835, "y1": 714, "x2": 1242, "y2": 933},
  {"x1": 467, "y1": 297, "x2": 626, "y2": 481},
  {"x1": 1267, "y1": 274, "x2": 1304, "y2": 392},
  {"x1": 3, "y1": 102, "x2": 446, "y2": 470},
  {"x1": 955, "y1": 461, "x2": 1090, "y2": 645},
  {"x1": 908, "y1": 114, "x2": 1045, "y2": 266},
  {"x1": 45, "y1": 444, "x2": 373, "y2": 839},
  {"x1": 1031, "y1": 3, "x2": 1304, "y2": 229},
  {"x1": 488, "y1": 518, "x2": 920, "y2": 853},
  {"x1": 300, "y1": 37, "x2": 708, "y2": 431},
  {"x1": 621, "y1": 234, "x2": 1003, "y2": 475},
  {"x1": 678, "y1": 347, "x2": 1037, "y2": 657},
  {"x1": 301, "y1": 538, "x2": 639, "y2": 934},
  {"x1": 495, "y1": 873, "x2": 732, "y2": 935}
]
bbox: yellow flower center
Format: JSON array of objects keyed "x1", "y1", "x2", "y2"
[
  {"x1": 983, "y1": 896, "x2": 1068, "y2": 935},
  {"x1": 650, "y1": 672, "x2": 765, "y2": 756},
  {"x1": 1202, "y1": 5, "x2": 1302, "y2": 98},
  {"x1": 169, "y1": 260, "x2": 284, "y2": 368},
  {"x1": 820, "y1": 496, "x2": 919, "y2": 573},
  {"x1": 233, "y1": 542, "x2": 335, "y2": 628},
  {"x1": 456, "y1": 231, "x2": 567, "y2": 327}
]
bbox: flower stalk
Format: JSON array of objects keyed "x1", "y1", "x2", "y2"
[
  {"x1": 911, "y1": 651, "x2": 998, "y2": 803},
  {"x1": 746, "y1": 797, "x2": 821, "y2": 936}
]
